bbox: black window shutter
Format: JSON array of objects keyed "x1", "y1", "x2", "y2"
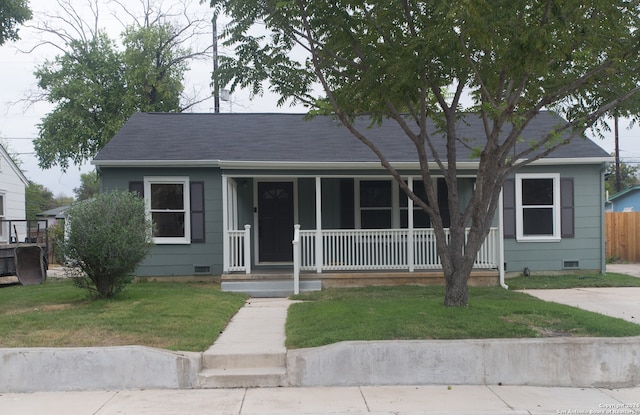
[
  {"x1": 190, "y1": 181, "x2": 205, "y2": 243},
  {"x1": 503, "y1": 179, "x2": 516, "y2": 238},
  {"x1": 129, "y1": 181, "x2": 144, "y2": 197},
  {"x1": 560, "y1": 177, "x2": 574, "y2": 238}
]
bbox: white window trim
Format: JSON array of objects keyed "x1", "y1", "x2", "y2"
[
  {"x1": 515, "y1": 173, "x2": 561, "y2": 242},
  {"x1": 144, "y1": 176, "x2": 190, "y2": 245}
]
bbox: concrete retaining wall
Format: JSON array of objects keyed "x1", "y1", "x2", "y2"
[
  {"x1": 286, "y1": 337, "x2": 640, "y2": 388},
  {"x1": 3, "y1": 337, "x2": 639, "y2": 392},
  {"x1": 0, "y1": 346, "x2": 201, "y2": 392}
]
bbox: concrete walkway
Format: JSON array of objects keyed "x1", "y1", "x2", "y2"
[
  {"x1": 198, "y1": 298, "x2": 292, "y2": 387},
  {"x1": 1, "y1": 385, "x2": 639, "y2": 415},
  {"x1": 204, "y1": 298, "x2": 290, "y2": 357},
  {"x1": 520, "y1": 264, "x2": 640, "y2": 324},
  {"x1": 607, "y1": 263, "x2": 640, "y2": 278},
  {"x1": 522, "y1": 287, "x2": 640, "y2": 324}
]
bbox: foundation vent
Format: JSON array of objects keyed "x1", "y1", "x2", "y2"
[
  {"x1": 194, "y1": 265, "x2": 212, "y2": 274},
  {"x1": 562, "y1": 260, "x2": 580, "y2": 269}
]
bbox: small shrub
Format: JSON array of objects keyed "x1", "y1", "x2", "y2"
[{"x1": 61, "y1": 190, "x2": 153, "y2": 298}]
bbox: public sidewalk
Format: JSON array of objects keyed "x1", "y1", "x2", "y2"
[{"x1": 1, "y1": 385, "x2": 639, "y2": 415}]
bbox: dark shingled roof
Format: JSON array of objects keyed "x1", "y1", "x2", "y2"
[{"x1": 93, "y1": 111, "x2": 609, "y2": 164}]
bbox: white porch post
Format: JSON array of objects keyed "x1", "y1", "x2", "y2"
[
  {"x1": 499, "y1": 189, "x2": 507, "y2": 289},
  {"x1": 244, "y1": 224, "x2": 252, "y2": 274},
  {"x1": 222, "y1": 175, "x2": 229, "y2": 273},
  {"x1": 293, "y1": 224, "x2": 300, "y2": 294},
  {"x1": 315, "y1": 176, "x2": 323, "y2": 273},
  {"x1": 408, "y1": 178, "x2": 415, "y2": 272}
]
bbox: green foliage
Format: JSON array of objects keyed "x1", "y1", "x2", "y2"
[
  {"x1": 121, "y1": 24, "x2": 187, "y2": 112},
  {"x1": 34, "y1": 24, "x2": 189, "y2": 170},
  {"x1": 62, "y1": 190, "x2": 153, "y2": 299},
  {"x1": 73, "y1": 171, "x2": 100, "y2": 201},
  {"x1": 0, "y1": 0, "x2": 31, "y2": 45},
  {"x1": 49, "y1": 221, "x2": 66, "y2": 265},
  {"x1": 25, "y1": 182, "x2": 55, "y2": 222},
  {"x1": 605, "y1": 160, "x2": 638, "y2": 195},
  {"x1": 34, "y1": 32, "x2": 126, "y2": 170}
]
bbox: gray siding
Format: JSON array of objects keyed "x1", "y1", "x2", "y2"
[
  {"x1": 503, "y1": 164, "x2": 605, "y2": 274},
  {"x1": 99, "y1": 162, "x2": 605, "y2": 277},
  {"x1": 100, "y1": 167, "x2": 223, "y2": 277}
]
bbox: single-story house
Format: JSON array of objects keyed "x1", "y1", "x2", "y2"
[
  {"x1": 92, "y1": 112, "x2": 610, "y2": 294},
  {"x1": 605, "y1": 185, "x2": 640, "y2": 212}
]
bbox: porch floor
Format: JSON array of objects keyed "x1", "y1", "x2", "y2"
[{"x1": 222, "y1": 269, "x2": 500, "y2": 291}]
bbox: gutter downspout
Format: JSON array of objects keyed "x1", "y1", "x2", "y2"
[
  {"x1": 601, "y1": 164, "x2": 608, "y2": 275},
  {"x1": 499, "y1": 190, "x2": 508, "y2": 289}
]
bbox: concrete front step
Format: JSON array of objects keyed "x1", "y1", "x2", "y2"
[
  {"x1": 198, "y1": 367, "x2": 287, "y2": 388},
  {"x1": 221, "y1": 279, "x2": 322, "y2": 297},
  {"x1": 202, "y1": 352, "x2": 285, "y2": 370}
]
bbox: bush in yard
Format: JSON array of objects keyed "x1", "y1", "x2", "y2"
[{"x1": 61, "y1": 190, "x2": 153, "y2": 298}]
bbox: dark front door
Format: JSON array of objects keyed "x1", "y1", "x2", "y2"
[{"x1": 258, "y1": 181, "x2": 294, "y2": 262}]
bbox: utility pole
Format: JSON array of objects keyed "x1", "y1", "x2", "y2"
[
  {"x1": 615, "y1": 115, "x2": 621, "y2": 192},
  {"x1": 213, "y1": 15, "x2": 220, "y2": 114}
]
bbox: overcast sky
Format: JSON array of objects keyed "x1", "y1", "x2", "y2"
[
  {"x1": 0, "y1": 0, "x2": 304, "y2": 197},
  {"x1": 1, "y1": 0, "x2": 639, "y2": 198}
]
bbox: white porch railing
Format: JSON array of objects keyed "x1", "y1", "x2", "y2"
[
  {"x1": 298, "y1": 227, "x2": 499, "y2": 272},
  {"x1": 226, "y1": 225, "x2": 499, "y2": 274},
  {"x1": 226, "y1": 224, "x2": 251, "y2": 273}
]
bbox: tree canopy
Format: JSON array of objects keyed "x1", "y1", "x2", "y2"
[
  {"x1": 31, "y1": 0, "x2": 211, "y2": 170},
  {"x1": 34, "y1": 32, "x2": 127, "y2": 170},
  {"x1": 73, "y1": 170, "x2": 100, "y2": 201},
  {"x1": 606, "y1": 160, "x2": 639, "y2": 196},
  {"x1": 0, "y1": 0, "x2": 31, "y2": 45},
  {"x1": 212, "y1": 0, "x2": 640, "y2": 305}
]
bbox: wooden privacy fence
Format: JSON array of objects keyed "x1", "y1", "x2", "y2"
[{"x1": 605, "y1": 212, "x2": 640, "y2": 262}]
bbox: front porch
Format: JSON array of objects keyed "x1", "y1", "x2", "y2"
[
  {"x1": 222, "y1": 225, "x2": 501, "y2": 296},
  {"x1": 221, "y1": 175, "x2": 504, "y2": 295}
]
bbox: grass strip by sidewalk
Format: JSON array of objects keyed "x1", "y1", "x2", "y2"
[
  {"x1": 505, "y1": 272, "x2": 640, "y2": 290},
  {"x1": 0, "y1": 280, "x2": 247, "y2": 351},
  {"x1": 286, "y1": 285, "x2": 640, "y2": 349}
]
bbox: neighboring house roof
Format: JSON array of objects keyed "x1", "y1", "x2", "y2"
[
  {"x1": 93, "y1": 111, "x2": 610, "y2": 167},
  {"x1": 36, "y1": 205, "x2": 69, "y2": 219},
  {"x1": 0, "y1": 144, "x2": 29, "y2": 186},
  {"x1": 607, "y1": 184, "x2": 640, "y2": 202}
]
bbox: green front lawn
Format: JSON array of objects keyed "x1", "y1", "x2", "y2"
[
  {"x1": 286, "y1": 285, "x2": 640, "y2": 349},
  {"x1": 506, "y1": 272, "x2": 640, "y2": 290},
  {"x1": 4, "y1": 275, "x2": 640, "y2": 352},
  {"x1": 0, "y1": 280, "x2": 247, "y2": 351}
]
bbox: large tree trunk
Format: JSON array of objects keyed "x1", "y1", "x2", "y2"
[
  {"x1": 444, "y1": 269, "x2": 469, "y2": 306},
  {"x1": 440, "y1": 220, "x2": 489, "y2": 307}
]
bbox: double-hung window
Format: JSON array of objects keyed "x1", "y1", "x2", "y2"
[
  {"x1": 358, "y1": 180, "x2": 393, "y2": 229},
  {"x1": 144, "y1": 177, "x2": 190, "y2": 244},
  {"x1": 400, "y1": 180, "x2": 431, "y2": 228},
  {"x1": 515, "y1": 173, "x2": 561, "y2": 241}
]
